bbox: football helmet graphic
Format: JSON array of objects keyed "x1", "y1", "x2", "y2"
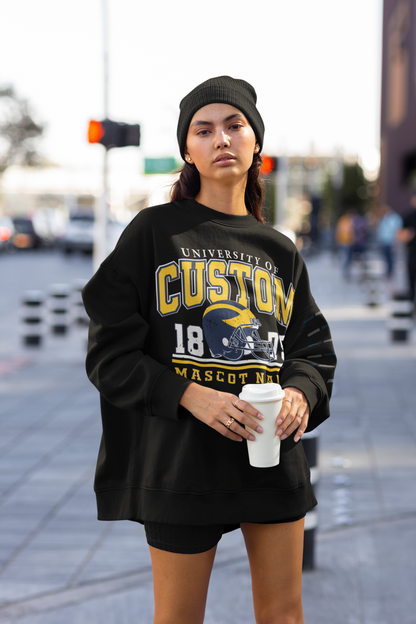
[{"x1": 202, "y1": 300, "x2": 275, "y2": 362}]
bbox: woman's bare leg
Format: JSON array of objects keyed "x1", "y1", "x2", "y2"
[
  {"x1": 241, "y1": 519, "x2": 305, "y2": 624},
  {"x1": 149, "y1": 545, "x2": 216, "y2": 624}
]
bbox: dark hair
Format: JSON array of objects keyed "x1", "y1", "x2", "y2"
[{"x1": 170, "y1": 153, "x2": 266, "y2": 224}]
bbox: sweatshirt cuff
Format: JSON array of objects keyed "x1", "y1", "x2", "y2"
[{"x1": 150, "y1": 368, "x2": 193, "y2": 420}]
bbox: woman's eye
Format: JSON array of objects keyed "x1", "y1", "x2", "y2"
[
  {"x1": 230, "y1": 124, "x2": 243, "y2": 130},
  {"x1": 197, "y1": 129, "x2": 210, "y2": 136}
]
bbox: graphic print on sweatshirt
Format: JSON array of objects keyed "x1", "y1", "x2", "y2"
[
  {"x1": 155, "y1": 247, "x2": 295, "y2": 387},
  {"x1": 202, "y1": 301, "x2": 275, "y2": 362}
]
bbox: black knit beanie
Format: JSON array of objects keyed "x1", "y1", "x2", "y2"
[{"x1": 177, "y1": 75, "x2": 264, "y2": 160}]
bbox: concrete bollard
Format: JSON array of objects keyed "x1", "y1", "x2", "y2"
[
  {"x1": 388, "y1": 293, "x2": 414, "y2": 342},
  {"x1": 302, "y1": 430, "x2": 319, "y2": 570},
  {"x1": 20, "y1": 291, "x2": 46, "y2": 346},
  {"x1": 47, "y1": 284, "x2": 71, "y2": 335},
  {"x1": 362, "y1": 259, "x2": 385, "y2": 307},
  {"x1": 70, "y1": 278, "x2": 89, "y2": 326}
]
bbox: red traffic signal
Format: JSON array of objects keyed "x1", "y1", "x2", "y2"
[
  {"x1": 0, "y1": 226, "x2": 11, "y2": 242},
  {"x1": 88, "y1": 119, "x2": 141, "y2": 149},
  {"x1": 88, "y1": 120, "x2": 104, "y2": 144},
  {"x1": 260, "y1": 155, "x2": 277, "y2": 175}
]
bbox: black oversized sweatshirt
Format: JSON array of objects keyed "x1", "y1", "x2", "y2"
[{"x1": 82, "y1": 199, "x2": 337, "y2": 526}]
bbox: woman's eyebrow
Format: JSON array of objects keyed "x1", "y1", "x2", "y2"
[
  {"x1": 224, "y1": 113, "x2": 244, "y2": 122},
  {"x1": 191, "y1": 119, "x2": 214, "y2": 127},
  {"x1": 190, "y1": 113, "x2": 244, "y2": 128}
]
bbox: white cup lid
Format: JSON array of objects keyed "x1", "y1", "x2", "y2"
[{"x1": 239, "y1": 383, "x2": 286, "y2": 403}]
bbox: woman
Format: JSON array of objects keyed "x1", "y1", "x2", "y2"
[{"x1": 82, "y1": 76, "x2": 336, "y2": 624}]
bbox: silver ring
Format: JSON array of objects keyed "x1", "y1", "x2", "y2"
[
  {"x1": 225, "y1": 418, "x2": 235, "y2": 429},
  {"x1": 283, "y1": 399, "x2": 292, "y2": 405}
]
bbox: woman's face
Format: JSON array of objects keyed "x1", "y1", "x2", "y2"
[{"x1": 184, "y1": 103, "x2": 259, "y2": 184}]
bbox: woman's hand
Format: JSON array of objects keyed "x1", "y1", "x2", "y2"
[
  {"x1": 179, "y1": 383, "x2": 264, "y2": 442},
  {"x1": 276, "y1": 387, "x2": 310, "y2": 443}
]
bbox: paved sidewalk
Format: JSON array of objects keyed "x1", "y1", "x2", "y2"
[{"x1": 0, "y1": 249, "x2": 415, "y2": 623}]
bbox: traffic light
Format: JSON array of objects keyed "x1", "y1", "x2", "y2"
[
  {"x1": 88, "y1": 119, "x2": 141, "y2": 149},
  {"x1": 260, "y1": 155, "x2": 277, "y2": 176}
]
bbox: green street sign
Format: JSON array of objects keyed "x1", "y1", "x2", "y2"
[{"x1": 144, "y1": 157, "x2": 178, "y2": 174}]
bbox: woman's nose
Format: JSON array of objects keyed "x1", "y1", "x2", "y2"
[{"x1": 215, "y1": 131, "x2": 230, "y2": 149}]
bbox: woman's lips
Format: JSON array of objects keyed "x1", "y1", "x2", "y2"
[{"x1": 214, "y1": 153, "x2": 236, "y2": 165}]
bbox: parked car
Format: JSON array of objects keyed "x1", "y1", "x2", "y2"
[
  {"x1": 12, "y1": 217, "x2": 43, "y2": 249},
  {"x1": 60, "y1": 212, "x2": 94, "y2": 254}
]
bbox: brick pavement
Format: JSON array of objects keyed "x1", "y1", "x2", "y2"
[{"x1": 0, "y1": 248, "x2": 415, "y2": 623}]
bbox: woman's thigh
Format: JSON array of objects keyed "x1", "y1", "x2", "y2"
[
  {"x1": 240, "y1": 519, "x2": 305, "y2": 624},
  {"x1": 149, "y1": 545, "x2": 216, "y2": 624}
]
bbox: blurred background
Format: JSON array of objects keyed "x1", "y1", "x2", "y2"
[
  {"x1": 1, "y1": 0, "x2": 385, "y2": 259},
  {"x1": 1, "y1": 0, "x2": 413, "y2": 265},
  {"x1": 1, "y1": 1, "x2": 416, "y2": 623}
]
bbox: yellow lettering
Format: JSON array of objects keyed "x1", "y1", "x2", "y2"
[
  {"x1": 229, "y1": 262, "x2": 252, "y2": 308},
  {"x1": 205, "y1": 370, "x2": 213, "y2": 382},
  {"x1": 273, "y1": 276, "x2": 295, "y2": 326},
  {"x1": 267, "y1": 375, "x2": 273, "y2": 383},
  {"x1": 239, "y1": 373, "x2": 248, "y2": 384},
  {"x1": 180, "y1": 260, "x2": 206, "y2": 309},
  {"x1": 207, "y1": 260, "x2": 230, "y2": 303},
  {"x1": 191, "y1": 369, "x2": 202, "y2": 381},
  {"x1": 175, "y1": 367, "x2": 187, "y2": 377},
  {"x1": 157, "y1": 263, "x2": 180, "y2": 316},
  {"x1": 228, "y1": 373, "x2": 236, "y2": 384},
  {"x1": 216, "y1": 370, "x2": 224, "y2": 382},
  {"x1": 253, "y1": 267, "x2": 273, "y2": 314},
  {"x1": 256, "y1": 372, "x2": 265, "y2": 383}
]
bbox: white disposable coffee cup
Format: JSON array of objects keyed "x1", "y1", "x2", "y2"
[{"x1": 239, "y1": 383, "x2": 286, "y2": 468}]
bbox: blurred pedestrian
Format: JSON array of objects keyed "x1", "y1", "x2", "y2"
[
  {"x1": 351, "y1": 211, "x2": 369, "y2": 258},
  {"x1": 336, "y1": 209, "x2": 369, "y2": 279},
  {"x1": 335, "y1": 209, "x2": 355, "y2": 278},
  {"x1": 376, "y1": 204, "x2": 402, "y2": 278},
  {"x1": 397, "y1": 194, "x2": 416, "y2": 302},
  {"x1": 82, "y1": 76, "x2": 337, "y2": 624}
]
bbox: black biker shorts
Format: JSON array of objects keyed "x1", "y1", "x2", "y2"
[{"x1": 144, "y1": 515, "x2": 305, "y2": 554}]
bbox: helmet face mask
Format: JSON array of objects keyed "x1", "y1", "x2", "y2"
[
  {"x1": 228, "y1": 323, "x2": 275, "y2": 362},
  {"x1": 202, "y1": 300, "x2": 276, "y2": 362}
]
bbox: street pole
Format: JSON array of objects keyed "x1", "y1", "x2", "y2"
[{"x1": 93, "y1": 0, "x2": 110, "y2": 273}]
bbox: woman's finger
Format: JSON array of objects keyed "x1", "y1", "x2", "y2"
[
  {"x1": 294, "y1": 412, "x2": 309, "y2": 443},
  {"x1": 233, "y1": 397, "x2": 264, "y2": 421},
  {"x1": 275, "y1": 401, "x2": 301, "y2": 434},
  {"x1": 281, "y1": 398, "x2": 293, "y2": 411},
  {"x1": 220, "y1": 416, "x2": 256, "y2": 443},
  {"x1": 280, "y1": 410, "x2": 309, "y2": 440},
  {"x1": 275, "y1": 398, "x2": 293, "y2": 428},
  {"x1": 276, "y1": 410, "x2": 300, "y2": 438},
  {"x1": 219, "y1": 417, "x2": 249, "y2": 442},
  {"x1": 232, "y1": 397, "x2": 265, "y2": 436}
]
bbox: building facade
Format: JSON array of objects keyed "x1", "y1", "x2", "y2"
[{"x1": 380, "y1": 0, "x2": 416, "y2": 213}]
